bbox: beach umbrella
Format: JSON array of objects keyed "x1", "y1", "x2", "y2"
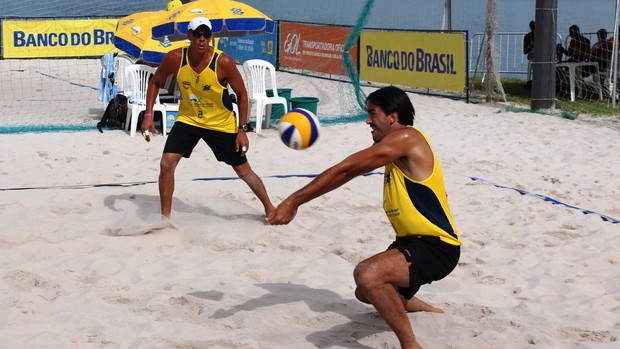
[
  {"x1": 151, "y1": 0, "x2": 275, "y2": 40},
  {"x1": 140, "y1": 35, "x2": 190, "y2": 64},
  {"x1": 113, "y1": 11, "x2": 190, "y2": 64}
]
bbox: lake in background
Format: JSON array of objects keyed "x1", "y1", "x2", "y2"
[
  {"x1": 1, "y1": 0, "x2": 618, "y2": 78},
  {"x1": 1, "y1": 0, "x2": 618, "y2": 38}
]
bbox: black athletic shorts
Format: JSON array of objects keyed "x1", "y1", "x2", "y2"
[
  {"x1": 388, "y1": 236, "x2": 460, "y2": 299},
  {"x1": 163, "y1": 122, "x2": 247, "y2": 166}
]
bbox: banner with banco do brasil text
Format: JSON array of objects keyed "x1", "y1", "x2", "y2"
[
  {"x1": 360, "y1": 31, "x2": 466, "y2": 92},
  {"x1": 3, "y1": 19, "x2": 118, "y2": 59}
]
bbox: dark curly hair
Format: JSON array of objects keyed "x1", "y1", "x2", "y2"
[{"x1": 365, "y1": 86, "x2": 415, "y2": 126}]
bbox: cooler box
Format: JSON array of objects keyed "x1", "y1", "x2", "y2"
[
  {"x1": 266, "y1": 88, "x2": 293, "y2": 121},
  {"x1": 163, "y1": 103, "x2": 178, "y2": 133},
  {"x1": 290, "y1": 97, "x2": 319, "y2": 115}
]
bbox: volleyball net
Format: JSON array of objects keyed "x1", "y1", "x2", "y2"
[{"x1": 3, "y1": 0, "x2": 615, "y2": 134}]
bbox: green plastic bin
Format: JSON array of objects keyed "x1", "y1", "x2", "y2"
[
  {"x1": 266, "y1": 88, "x2": 293, "y2": 120},
  {"x1": 290, "y1": 96, "x2": 319, "y2": 115}
]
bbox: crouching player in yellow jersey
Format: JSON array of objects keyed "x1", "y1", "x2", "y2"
[{"x1": 267, "y1": 86, "x2": 460, "y2": 349}]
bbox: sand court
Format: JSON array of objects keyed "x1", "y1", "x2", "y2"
[{"x1": 0, "y1": 59, "x2": 619, "y2": 348}]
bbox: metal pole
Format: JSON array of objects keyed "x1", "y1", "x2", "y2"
[
  {"x1": 611, "y1": 0, "x2": 619, "y2": 108},
  {"x1": 445, "y1": 0, "x2": 452, "y2": 31},
  {"x1": 531, "y1": 0, "x2": 557, "y2": 110}
]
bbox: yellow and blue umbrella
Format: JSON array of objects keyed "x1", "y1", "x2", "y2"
[
  {"x1": 151, "y1": 0, "x2": 275, "y2": 40},
  {"x1": 113, "y1": 11, "x2": 190, "y2": 64},
  {"x1": 140, "y1": 35, "x2": 190, "y2": 64}
]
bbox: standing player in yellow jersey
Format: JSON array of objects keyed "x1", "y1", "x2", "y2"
[
  {"x1": 142, "y1": 17, "x2": 275, "y2": 221},
  {"x1": 267, "y1": 86, "x2": 460, "y2": 349}
]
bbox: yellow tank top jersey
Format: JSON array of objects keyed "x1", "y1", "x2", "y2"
[
  {"x1": 383, "y1": 126, "x2": 460, "y2": 246},
  {"x1": 176, "y1": 47, "x2": 237, "y2": 133}
]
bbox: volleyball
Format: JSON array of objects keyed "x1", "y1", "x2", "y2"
[{"x1": 277, "y1": 108, "x2": 320, "y2": 150}]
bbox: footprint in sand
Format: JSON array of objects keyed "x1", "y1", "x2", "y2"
[
  {"x1": 105, "y1": 219, "x2": 176, "y2": 236},
  {"x1": 4, "y1": 269, "x2": 62, "y2": 300}
]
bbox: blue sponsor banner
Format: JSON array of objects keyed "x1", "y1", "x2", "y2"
[{"x1": 216, "y1": 31, "x2": 277, "y2": 64}]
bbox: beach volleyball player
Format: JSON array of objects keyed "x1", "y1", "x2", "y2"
[
  {"x1": 141, "y1": 17, "x2": 275, "y2": 221},
  {"x1": 268, "y1": 86, "x2": 461, "y2": 349}
]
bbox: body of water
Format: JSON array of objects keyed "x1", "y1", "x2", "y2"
[{"x1": 1, "y1": 0, "x2": 618, "y2": 38}]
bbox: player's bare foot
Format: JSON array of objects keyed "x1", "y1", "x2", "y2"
[{"x1": 404, "y1": 296, "x2": 444, "y2": 313}]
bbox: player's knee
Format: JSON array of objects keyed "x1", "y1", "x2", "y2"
[
  {"x1": 232, "y1": 163, "x2": 252, "y2": 178},
  {"x1": 354, "y1": 287, "x2": 371, "y2": 304},
  {"x1": 160, "y1": 157, "x2": 177, "y2": 174},
  {"x1": 353, "y1": 260, "x2": 378, "y2": 289}
]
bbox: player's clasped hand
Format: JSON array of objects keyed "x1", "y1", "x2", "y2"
[{"x1": 266, "y1": 200, "x2": 298, "y2": 225}]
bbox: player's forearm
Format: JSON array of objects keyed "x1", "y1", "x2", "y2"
[
  {"x1": 237, "y1": 94, "x2": 248, "y2": 125},
  {"x1": 287, "y1": 162, "x2": 360, "y2": 207},
  {"x1": 145, "y1": 82, "x2": 160, "y2": 113}
]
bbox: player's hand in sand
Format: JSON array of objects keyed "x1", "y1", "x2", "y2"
[{"x1": 266, "y1": 199, "x2": 298, "y2": 225}]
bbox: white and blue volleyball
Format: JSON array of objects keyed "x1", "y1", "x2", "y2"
[{"x1": 277, "y1": 108, "x2": 320, "y2": 150}]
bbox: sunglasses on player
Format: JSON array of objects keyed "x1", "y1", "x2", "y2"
[{"x1": 191, "y1": 31, "x2": 212, "y2": 39}]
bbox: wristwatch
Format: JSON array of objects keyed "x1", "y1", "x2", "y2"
[{"x1": 240, "y1": 124, "x2": 249, "y2": 132}]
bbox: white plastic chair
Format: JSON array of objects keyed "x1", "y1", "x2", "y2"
[
  {"x1": 159, "y1": 74, "x2": 180, "y2": 103},
  {"x1": 124, "y1": 64, "x2": 167, "y2": 137},
  {"x1": 114, "y1": 54, "x2": 135, "y2": 98},
  {"x1": 242, "y1": 59, "x2": 288, "y2": 134}
]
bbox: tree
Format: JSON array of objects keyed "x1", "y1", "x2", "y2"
[{"x1": 483, "y1": 0, "x2": 506, "y2": 102}]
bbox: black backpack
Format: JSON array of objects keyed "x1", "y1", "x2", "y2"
[{"x1": 97, "y1": 94, "x2": 128, "y2": 133}]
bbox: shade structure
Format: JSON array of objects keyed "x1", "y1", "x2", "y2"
[
  {"x1": 151, "y1": 0, "x2": 275, "y2": 40},
  {"x1": 140, "y1": 35, "x2": 190, "y2": 64},
  {"x1": 113, "y1": 11, "x2": 190, "y2": 64}
]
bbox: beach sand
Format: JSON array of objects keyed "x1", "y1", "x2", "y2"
[{"x1": 0, "y1": 61, "x2": 619, "y2": 348}]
